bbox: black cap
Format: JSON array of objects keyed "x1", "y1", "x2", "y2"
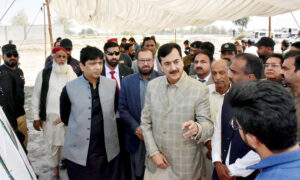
[
  {"x1": 60, "y1": 38, "x2": 73, "y2": 49},
  {"x1": 184, "y1": 40, "x2": 189, "y2": 44},
  {"x1": 2, "y1": 44, "x2": 17, "y2": 54},
  {"x1": 241, "y1": 39, "x2": 247, "y2": 43},
  {"x1": 282, "y1": 39, "x2": 289, "y2": 47},
  {"x1": 256, "y1": 37, "x2": 275, "y2": 48},
  {"x1": 221, "y1": 43, "x2": 237, "y2": 54},
  {"x1": 190, "y1": 41, "x2": 202, "y2": 49}
]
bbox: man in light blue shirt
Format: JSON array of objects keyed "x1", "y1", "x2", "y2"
[{"x1": 228, "y1": 80, "x2": 300, "y2": 180}]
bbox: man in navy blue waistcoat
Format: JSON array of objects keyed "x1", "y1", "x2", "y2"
[{"x1": 211, "y1": 53, "x2": 263, "y2": 180}]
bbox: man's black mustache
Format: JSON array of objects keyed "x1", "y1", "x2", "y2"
[
  {"x1": 196, "y1": 67, "x2": 203, "y2": 71},
  {"x1": 170, "y1": 70, "x2": 179, "y2": 74}
]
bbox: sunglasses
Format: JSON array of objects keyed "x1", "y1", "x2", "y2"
[
  {"x1": 6, "y1": 51, "x2": 19, "y2": 58},
  {"x1": 138, "y1": 58, "x2": 152, "y2": 63},
  {"x1": 105, "y1": 51, "x2": 120, "y2": 56}
]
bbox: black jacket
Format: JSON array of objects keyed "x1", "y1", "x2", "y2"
[
  {"x1": 0, "y1": 70, "x2": 20, "y2": 129},
  {"x1": 0, "y1": 65, "x2": 25, "y2": 118}
]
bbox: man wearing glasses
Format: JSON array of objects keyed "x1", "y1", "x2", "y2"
[
  {"x1": 132, "y1": 37, "x2": 163, "y2": 74},
  {"x1": 264, "y1": 53, "x2": 284, "y2": 84},
  {"x1": 211, "y1": 53, "x2": 262, "y2": 180},
  {"x1": 119, "y1": 48, "x2": 162, "y2": 180},
  {"x1": 102, "y1": 41, "x2": 133, "y2": 92},
  {"x1": 228, "y1": 80, "x2": 300, "y2": 179},
  {"x1": 0, "y1": 44, "x2": 27, "y2": 150}
]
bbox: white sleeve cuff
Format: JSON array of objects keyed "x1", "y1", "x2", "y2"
[{"x1": 227, "y1": 150, "x2": 261, "y2": 177}]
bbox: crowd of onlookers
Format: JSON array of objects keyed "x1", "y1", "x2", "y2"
[{"x1": 1, "y1": 34, "x2": 300, "y2": 180}]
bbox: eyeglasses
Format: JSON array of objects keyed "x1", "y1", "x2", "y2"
[
  {"x1": 137, "y1": 59, "x2": 152, "y2": 63},
  {"x1": 146, "y1": 44, "x2": 155, "y2": 47},
  {"x1": 264, "y1": 63, "x2": 280, "y2": 68},
  {"x1": 6, "y1": 51, "x2": 18, "y2": 58},
  {"x1": 230, "y1": 117, "x2": 242, "y2": 131},
  {"x1": 105, "y1": 51, "x2": 120, "y2": 56}
]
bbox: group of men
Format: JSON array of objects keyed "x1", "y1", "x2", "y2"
[{"x1": 1, "y1": 34, "x2": 300, "y2": 180}]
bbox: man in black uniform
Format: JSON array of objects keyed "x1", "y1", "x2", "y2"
[{"x1": 0, "y1": 44, "x2": 26, "y2": 149}]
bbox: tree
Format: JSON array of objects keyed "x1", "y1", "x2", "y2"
[
  {"x1": 79, "y1": 28, "x2": 86, "y2": 35},
  {"x1": 55, "y1": 17, "x2": 73, "y2": 34},
  {"x1": 86, "y1": 28, "x2": 95, "y2": 35},
  {"x1": 233, "y1": 17, "x2": 249, "y2": 32},
  {"x1": 11, "y1": 10, "x2": 29, "y2": 26},
  {"x1": 121, "y1": 31, "x2": 135, "y2": 36}
]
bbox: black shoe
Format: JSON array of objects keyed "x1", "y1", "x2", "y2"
[{"x1": 59, "y1": 159, "x2": 67, "y2": 170}]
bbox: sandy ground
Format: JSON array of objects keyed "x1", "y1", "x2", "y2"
[{"x1": 14, "y1": 34, "x2": 284, "y2": 179}]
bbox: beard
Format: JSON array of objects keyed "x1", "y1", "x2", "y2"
[
  {"x1": 258, "y1": 54, "x2": 266, "y2": 61},
  {"x1": 4, "y1": 59, "x2": 17, "y2": 67},
  {"x1": 138, "y1": 66, "x2": 154, "y2": 75},
  {"x1": 106, "y1": 58, "x2": 119, "y2": 67},
  {"x1": 129, "y1": 53, "x2": 135, "y2": 60},
  {"x1": 53, "y1": 61, "x2": 69, "y2": 74}
]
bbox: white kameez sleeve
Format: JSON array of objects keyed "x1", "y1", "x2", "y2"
[
  {"x1": 211, "y1": 110, "x2": 222, "y2": 164},
  {"x1": 227, "y1": 150, "x2": 261, "y2": 177},
  {"x1": 31, "y1": 71, "x2": 43, "y2": 120}
]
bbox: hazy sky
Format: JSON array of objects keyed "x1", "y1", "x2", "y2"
[{"x1": 1, "y1": 0, "x2": 300, "y2": 33}]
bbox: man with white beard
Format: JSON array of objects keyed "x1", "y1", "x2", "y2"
[{"x1": 31, "y1": 47, "x2": 77, "y2": 179}]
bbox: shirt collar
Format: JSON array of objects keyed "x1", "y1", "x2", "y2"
[
  {"x1": 105, "y1": 63, "x2": 119, "y2": 75},
  {"x1": 247, "y1": 149, "x2": 300, "y2": 170},
  {"x1": 196, "y1": 73, "x2": 211, "y2": 82},
  {"x1": 82, "y1": 74, "x2": 100, "y2": 85}
]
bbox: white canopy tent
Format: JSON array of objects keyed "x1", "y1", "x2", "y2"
[{"x1": 50, "y1": 0, "x2": 300, "y2": 33}]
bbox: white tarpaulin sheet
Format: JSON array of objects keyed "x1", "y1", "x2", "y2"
[{"x1": 50, "y1": 0, "x2": 300, "y2": 33}]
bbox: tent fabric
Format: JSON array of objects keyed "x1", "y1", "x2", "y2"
[{"x1": 50, "y1": 0, "x2": 300, "y2": 33}]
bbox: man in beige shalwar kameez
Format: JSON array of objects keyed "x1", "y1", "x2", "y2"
[{"x1": 141, "y1": 43, "x2": 214, "y2": 180}]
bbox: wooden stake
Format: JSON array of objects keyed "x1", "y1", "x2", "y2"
[
  {"x1": 45, "y1": 0, "x2": 54, "y2": 49},
  {"x1": 174, "y1": 29, "x2": 177, "y2": 43},
  {"x1": 268, "y1": 17, "x2": 271, "y2": 38},
  {"x1": 43, "y1": 3, "x2": 47, "y2": 59}
]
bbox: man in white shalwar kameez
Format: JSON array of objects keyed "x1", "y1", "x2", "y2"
[{"x1": 31, "y1": 47, "x2": 77, "y2": 179}]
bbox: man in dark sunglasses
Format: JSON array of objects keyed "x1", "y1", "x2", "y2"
[
  {"x1": 2, "y1": 44, "x2": 20, "y2": 69},
  {"x1": 102, "y1": 41, "x2": 133, "y2": 88},
  {"x1": 0, "y1": 44, "x2": 27, "y2": 150},
  {"x1": 102, "y1": 41, "x2": 133, "y2": 179}
]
